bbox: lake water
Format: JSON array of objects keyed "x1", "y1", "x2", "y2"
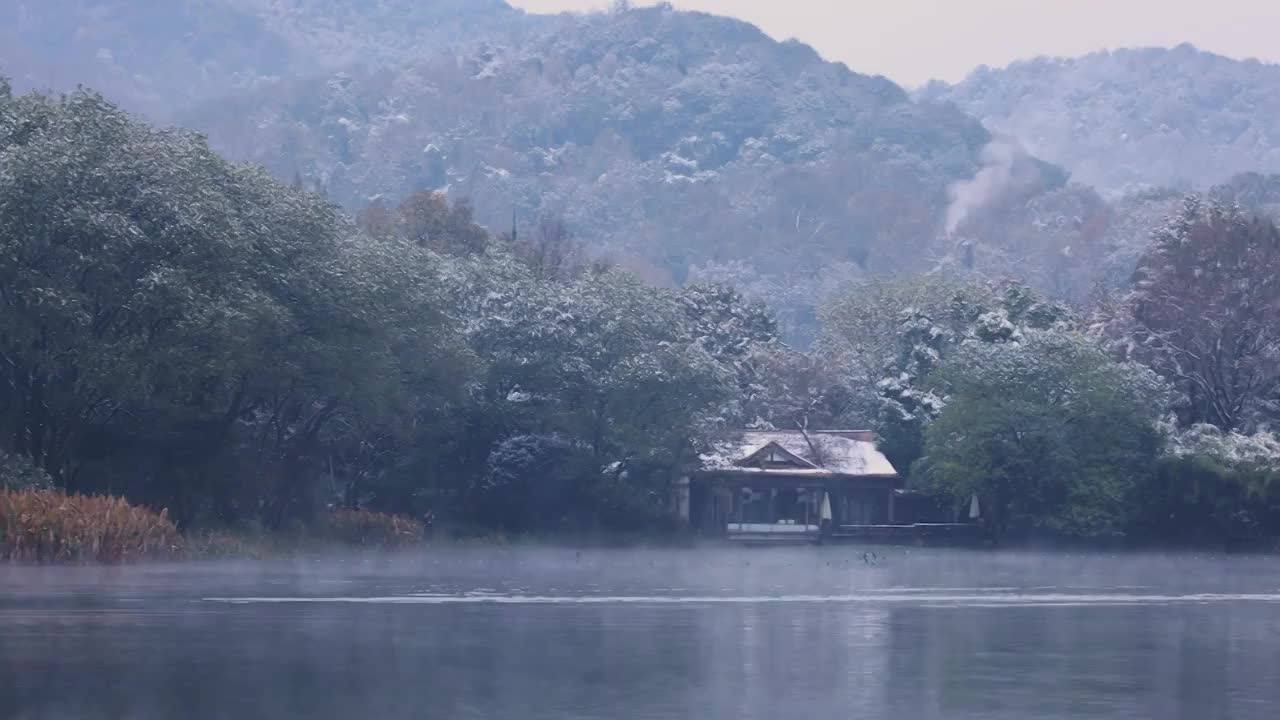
[{"x1": 2, "y1": 548, "x2": 1280, "y2": 719}]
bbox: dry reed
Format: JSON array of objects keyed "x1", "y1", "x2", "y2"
[{"x1": 0, "y1": 489, "x2": 182, "y2": 563}]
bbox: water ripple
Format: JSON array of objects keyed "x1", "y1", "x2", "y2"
[{"x1": 202, "y1": 591, "x2": 1280, "y2": 607}]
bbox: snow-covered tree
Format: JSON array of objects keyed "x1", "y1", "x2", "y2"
[
  {"x1": 1110, "y1": 196, "x2": 1280, "y2": 432},
  {"x1": 873, "y1": 281, "x2": 1071, "y2": 475},
  {"x1": 918, "y1": 330, "x2": 1166, "y2": 539},
  {"x1": 737, "y1": 344, "x2": 857, "y2": 431},
  {"x1": 0, "y1": 87, "x2": 470, "y2": 527},
  {"x1": 1131, "y1": 423, "x2": 1280, "y2": 547}
]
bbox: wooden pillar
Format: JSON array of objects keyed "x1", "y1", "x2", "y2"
[
  {"x1": 887, "y1": 487, "x2": 896, "y2": 524},
  {"x1": 673, "y1": 476, "x2": 690, "y2": 524}
]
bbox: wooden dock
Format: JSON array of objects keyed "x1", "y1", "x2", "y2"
[
  {"x1": 721, "y1": 522, "x2": 984, "y2": 546},
  {"x1": 830, "y1": 523, "x2": 984, "y2": 546}
]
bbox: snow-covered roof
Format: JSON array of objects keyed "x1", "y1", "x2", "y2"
[{"x1": 700, "y1": 430, "x2": 899, "y2": 478}]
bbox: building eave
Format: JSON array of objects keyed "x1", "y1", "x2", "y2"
[{"x1": 692, "y1": 468, "x2": 903, "y2": 487}]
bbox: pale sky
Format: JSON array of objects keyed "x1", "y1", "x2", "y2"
[{"x1": 508, "y1": 0, "x2": 1280, "y2": 86}]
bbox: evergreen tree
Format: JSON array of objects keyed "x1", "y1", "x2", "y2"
[{"x1": 918, "y1": 331, "x2": 1165, "y2": 539}]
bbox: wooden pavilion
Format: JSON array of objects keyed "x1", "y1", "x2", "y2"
[{"x1": 675, "y1": 430, "x2": 903, "y2": 543}]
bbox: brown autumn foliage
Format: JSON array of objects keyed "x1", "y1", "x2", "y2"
[
  {"x1": 0, "y1": 489, "x2": 182, "y2": 563},
  {"x1": 319, "y1": 509, "x2": 424, "y2": 549},
  {"x1": 357, "y1": 190, "x2": 489, "y2": 256},
  {"x1": 1122, "y1": 197, "x2": 1280, "y2": 432}
]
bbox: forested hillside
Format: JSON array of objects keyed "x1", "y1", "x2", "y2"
[
  {"x1": 11, "y1": 4, "x2": 1280, "y2": 331},
  {"x1": 181, "y1": 4, "x2": 1113, "y2": 337},
  {"x1": 0, "y1": 0, "x2": 539, "y2": 117},
  {"x1": 925, "y1": 44, "x2": 1280, "y2": 193},
  {"x1": 6, "y1": 1, "x2": 1202, "y2": 337}
]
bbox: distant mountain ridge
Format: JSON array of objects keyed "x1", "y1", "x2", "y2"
[
  {"x1": 924, "y1": 44, "x2": 1280, "y2": 193},
  {"x1": 184, "y1": 5, "x2": 1074, "y2": 296}
]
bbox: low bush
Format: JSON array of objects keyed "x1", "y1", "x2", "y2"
[
  {"x1": 0, "y1": 452, "x2": 53, "y2": 491},
  {"x1": 183, "y1": 530, "x2": 274, "y2": 560},
  {"x1": 318, "y1": 509, "x2": 424, "y2": 549},
  {"x1": 0, "y1": 489, "x2": 182, "y2": 563},
  {"x1": 1129, "y1": 454, "x2": 1280, "y2": 549}
]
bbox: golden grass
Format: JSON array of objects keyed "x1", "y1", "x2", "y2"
[
  {"x1": 320, "y1": 509, "x2": 424, "y2": 549},
  {"x1": 0, "y1": 489, "x2": 182, "y2": 563},
  {"x1": 1, "y1": 491, "x2": 424, "y2": 563}
]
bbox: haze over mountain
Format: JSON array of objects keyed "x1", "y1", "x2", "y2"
[
  {"x1": 926, "y1": 44, "x2": 1280, "y2": 193},
  {"x1": 187, "y1": 5, "x2": 1036, "y2": 286},
  {"x1": 1, "y1": 0, "x2": 540, "y2": 117},
  {"x1": 5, "y1": 0, "x2": 1278, "y2": 337}
]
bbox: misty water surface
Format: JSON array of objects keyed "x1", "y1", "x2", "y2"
[{"x1": 2, "y1": 548, "x2": 1279, "y2": 719}]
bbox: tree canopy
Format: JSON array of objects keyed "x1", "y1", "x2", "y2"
[
  {"x1": 918, "y1": 331, "x2": 1165, "y2": 539},
  {"x1": 0, "y1": 86, "x2": 761, "y2": 534},
  {"x1": 1118, "y1": 197, "x2": 1280, "y2": 432}
]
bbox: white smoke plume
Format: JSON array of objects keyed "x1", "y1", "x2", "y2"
[{"x1": 945, "y1": 139, "x2": 1021, "y2": 236}]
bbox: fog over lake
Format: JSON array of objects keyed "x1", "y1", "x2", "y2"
[{"x1": 3, "y1": 548, "x2": 1279, "y2": 719}]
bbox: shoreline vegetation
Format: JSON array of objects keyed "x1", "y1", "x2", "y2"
[
  {"x1": 4, "y1": 487, "x2": 1279, "y2": 566},
  {"x1": 0, "y1": 488, "x2": 428, "y2": 563},
  {"x1": 1, "y1": 488, "x2": 181, "y2": 563},
  {"x1": 4, "y1": 83, "x2": 1280, "y2": 563},
  {"x1": 0, "y1": 488, "x2": 701, "y2": 564}
]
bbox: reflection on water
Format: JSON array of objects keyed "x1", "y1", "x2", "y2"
[{"x1": 2, "y1": 548, "x2": 1279, "y2": 719}]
